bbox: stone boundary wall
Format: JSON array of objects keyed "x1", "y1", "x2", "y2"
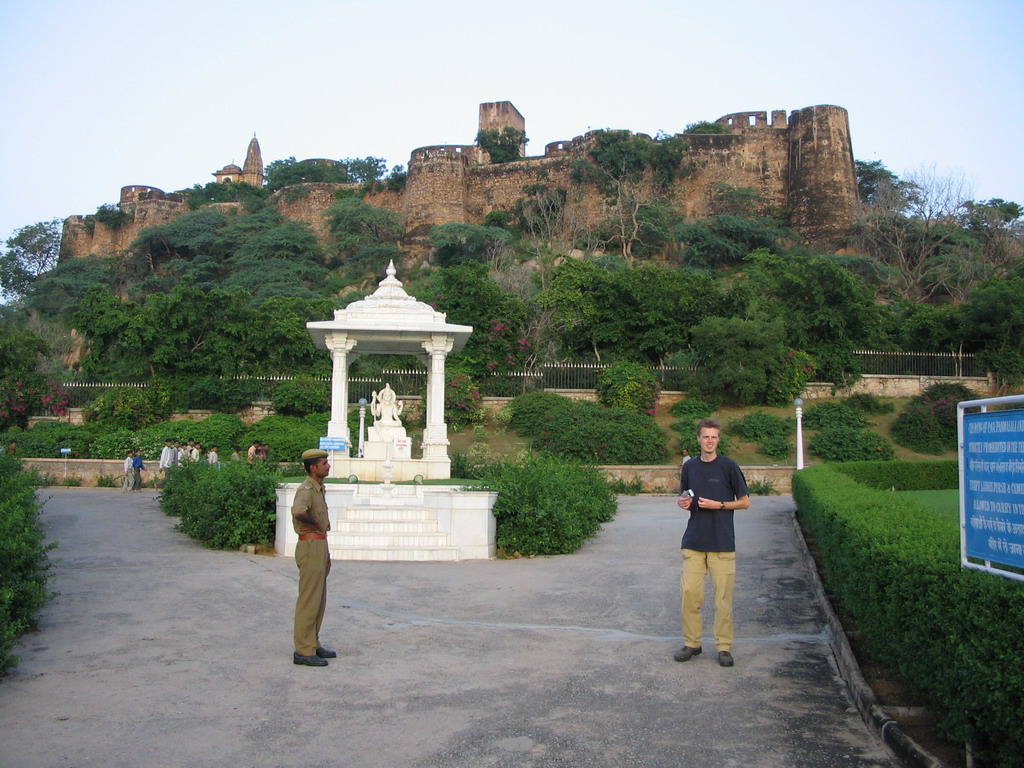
[{"x1": 23, "y1": 458, "x2": 794, "y2": 494}]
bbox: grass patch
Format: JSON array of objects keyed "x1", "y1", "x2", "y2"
[{"x1": 896, "y1": 488, "x2": 960, "y2": 519}]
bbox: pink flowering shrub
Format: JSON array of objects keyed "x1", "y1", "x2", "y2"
[{"x1": 0, "y1": 376, "x2": 70, "y2": 431}]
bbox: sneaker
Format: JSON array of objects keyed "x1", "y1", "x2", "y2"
[
  {"x1": 717, "y1": 651, "x2": 734, "y2": 667},
  {"x1": 673, "y1": 645, "x2": 702, "y2": 662}
]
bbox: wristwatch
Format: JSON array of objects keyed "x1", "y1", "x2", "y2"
[{"x1": 720, "y1": 501, "x2": 726, "y2": 510}]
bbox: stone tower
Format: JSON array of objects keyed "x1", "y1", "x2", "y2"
[
  {"x1": 241, "y1": 136, "x2": 264, "y2": 187},
  {"x1": 478, "y1": 101, "x2": 526, "y2": 158},
  {"x1": 787, "y1": 105, "x2": 857, "y2": 245},
  {"x1": 212, "y1": 136, "x2": 265, "y2": 186}
]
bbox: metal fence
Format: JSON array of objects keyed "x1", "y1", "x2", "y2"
[
  {"x1": 851, "y1": 350, "x2": 984, "y2": 378},
  {"x1": 38, "y1": 352, "x2": 985, "y2": 416}
]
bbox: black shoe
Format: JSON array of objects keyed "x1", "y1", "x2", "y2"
[
  {"x1": 315, "y1": 647, "x2": 337, "y2": 659},
  {"x1": 718, "y1": 651, "x2": 734, "y2": 667},
  {"x1": 673, "y1": 645, "x2": 702, "y2": 662},
  {"x1": 293, "y1": 652, "x2": 328, "y2": 667}
]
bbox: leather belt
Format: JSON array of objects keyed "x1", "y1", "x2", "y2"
[{"x1": 298, "y1": 532, "x2": 327, "y2": 540}]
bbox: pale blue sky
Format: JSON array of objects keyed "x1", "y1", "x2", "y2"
[{"x1": 1, "y1": 0, "x2": 1021, "y2": 246}]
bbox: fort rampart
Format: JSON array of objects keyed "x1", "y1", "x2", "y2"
[{"x1": 61, "y1": 102, "x2": 858, "y2": 260}]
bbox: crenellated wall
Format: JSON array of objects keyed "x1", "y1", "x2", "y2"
[{"x1": 59, "y1": 102, "x2": 859, "y2": 261}]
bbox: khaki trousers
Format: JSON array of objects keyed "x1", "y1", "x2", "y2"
[
  {"x1": 293, "y1": 539, "x2": 329, "y2": 656},
  {"x1": 681, "y1": 549, "x2": 736, "y2": 652}
]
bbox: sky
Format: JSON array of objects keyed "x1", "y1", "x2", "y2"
[{"x1": 1, "y1": 0, "x2": 1022, "y2": 248}]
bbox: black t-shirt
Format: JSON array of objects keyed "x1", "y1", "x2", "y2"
[{"x1": 679, "y1": 455, "x2": 749, "y2": 552}]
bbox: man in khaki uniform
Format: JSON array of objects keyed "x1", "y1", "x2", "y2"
[{"x1": 291, "y1": 449, "x2": 336, "y2": 667}]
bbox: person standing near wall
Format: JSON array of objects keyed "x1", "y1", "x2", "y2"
[
  {"x1": 130, "y1": 450, "x2": 146, "y2": 492},
  {"x1": 291, "y1": 448, "x2": 336, "y2": 667},
  {"x1": 122, "y1": 451, "x2": 133, "y2": 493},
  {"x1": 674, "y1": 417, "x2": 750, "y2": 667}
]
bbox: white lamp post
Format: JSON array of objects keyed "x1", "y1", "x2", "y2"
[
  {"x1": 357, "y1": 398, "x2": 368, "y2": 459},
  {"x1": 794, "y1": 397, "x2": 805, "y2": 471}
]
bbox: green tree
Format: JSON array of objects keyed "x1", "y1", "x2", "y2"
[
  {"x1": 852, "y1": 167, "x2": 973, "y2": 302},
  {"x1": 415, "y1": 263, "x2": 530, "y2": 377},
  {"x1": 0, "y1": 326, "x2": 48, "y2": 374},
  {"x1": 539, "y1": 260, "x2": 716, "y2": 364},
  {"x1": 428, "y1": 223, "x2": 514, "y2": 268},
  {"x1": 570, "y1": 130, "x2": 692, "y2": 262},
  {"x1": 740, "y1": 249, "x2": 890, "y2": 387},
  {"x1": 182, "y1": 181, "x2": 269, "y2": 211},
  {"x1": 684, "y1": 121, "x2": 730, "y2": 135},
  {"x1": 325, "y1": 198, "x2": 404, "y2": 256},
  {"x1": 0, "y1": 220, "x2": 63, "y2": 302},
  {"x1": 688, "y1": 316, "x2": 788, "y2": 405},
  {"x1": 265, "y1": 156, "x2": 387, "y2": 191},
  {"x1": 854, "y1": 160, "x2": 913, "y2": 206},
  {"x1": 476, "y1": 127, "x2": 527, "y2": 163},
  {"x1": 962, "y1": 271, "x2": 1024, "y2": 389}
]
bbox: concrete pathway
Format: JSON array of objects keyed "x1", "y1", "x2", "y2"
[{"x1": 0, "y1": 489, "x2": 898, "y2": 768}]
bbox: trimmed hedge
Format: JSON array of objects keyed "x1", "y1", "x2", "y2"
[
  {"x1": 0, "y1": 454, "x2": 55, "y2": 674},
  {"x1": 833, "y1": 459, "x2": 958, "y2": 490},
  {"x1": 158, "y1": 461, "x2": 279, "y2": 549},
  {"x1": 793, "y1": 464, "x2": 1023, "y2": 767},
  {"x1": 481, "y1": 455, "x2": 617, "y2": 556}
]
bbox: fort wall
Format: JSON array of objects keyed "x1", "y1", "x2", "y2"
[{"x1": 59, "y1": 103, "x2": 858, "y2": 260}]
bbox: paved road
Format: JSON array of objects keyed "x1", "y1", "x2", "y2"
[{"x1": 0, "y1": 489, "x2": 898, "y2": 768}]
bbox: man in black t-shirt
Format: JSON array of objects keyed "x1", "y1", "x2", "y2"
[{"x1": 674, "y1": 418, "x2": 749, "y2": 667}]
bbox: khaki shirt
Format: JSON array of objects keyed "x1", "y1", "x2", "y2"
[{"x1": 291, "y1": 477, "x2": 330, "y2": 536}]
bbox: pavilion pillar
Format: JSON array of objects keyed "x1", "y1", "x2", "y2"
[
  {"x1": 326, "y1": 334, "x2": 358, "y2": 447},
  {"x1": 421, "y1": 334, "x2": 454, "y2": 459}
]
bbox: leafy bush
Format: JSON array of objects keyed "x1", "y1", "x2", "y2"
[
  {"x1": 803, "y1": 401, "x2": 867, "y2": 430},
  {"x1": 242, "y1": 413, "x2": 328, "y2": 463},
  {"x1": 730, "y1": 411, "x2": 792, "y2": 442},
  {"x1": 746, "y1": 477, "x2": 780, "y2": 495},
  {"x1": 481, "y1": 455, "x2": 616, "y2": 555},
  {"x1": 166, "y1": 375, "x2": 262, "y2": 412},
  {"x1": 0, "y1": 454, "x2": 55, "y2": 674},
  {"x1": 844, "y1": 393, "x2": 894, "y2": 414},
  {"x1": 668, "y1": 397, "x2": 715, "y2": 421},
  {"x1": 89, "y1": 430, "x2": 141, "y2": 461},
  {"x1": 596, "y1": 361, "x2": 660, "y2": 415},
  {"x1": 159, "y1": 461, "x2": 279, "y2": 549},
  {"x1": 1, "y1": 421, "x2": 107, "y2": 459},
  {"x1": 891, "y1": 382, "x2": 975, "y2": 454},
  {"x1": 85, "y1": 386, "x2": 170, "y2": 430},
  {"x1": 272, "y1": 376, "x2": 329, "y2": 417},
  {"x1": 506, "y1": 392, "x2": 574, "y2": 438},
  {"x1": 729, "y1": 411, "x2": 793, "y2": 459},
  {"x1": 765, "y1": 349, "x2": 815, "y2": 406},
  {"x1": 444, "y1": 371, "x2": 484, "y2": 429},
  {"x1": 808, "y1": 426, "x2": 895, "y2": 462},
  {"x1": 794, "y1": 466, "x2": 1024, "y2": 767},
  {"x1": 0, "y1": 375, "x2": 70, "y2": 431},
  {"x1": 757, "y1": 435, "x2": 793, "y2": 460}
]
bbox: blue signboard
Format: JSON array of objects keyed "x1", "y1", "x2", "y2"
[
  {"x1": 962, "y1": 408, "x2": 1024, "y2": 572},
  {"x1": 318, "y1": 437, "x2": 348, "y2": 451}
]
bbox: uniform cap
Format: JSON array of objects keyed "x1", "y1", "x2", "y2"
[{"x1": 301, "y1": 449, "x2": 329, "y2": 460}]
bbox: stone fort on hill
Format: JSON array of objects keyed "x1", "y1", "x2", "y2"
[{"x1": 61, "y1": 101, "x2": 858, "y2": 260}]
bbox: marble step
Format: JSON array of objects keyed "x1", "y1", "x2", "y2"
[
  {"x1": 334, "y1": 519, "x2": 439, "y2": 534},
  {"x1": 329, "y1": 545, "x2": 460, "y2": 562},
  {"x1": 331, "y1": 532, "x2": 450, "y2": 548},
  {"x1": 336, "y1": 506, "x2": 433, "y2": 521}
]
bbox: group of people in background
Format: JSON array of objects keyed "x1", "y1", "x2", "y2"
[{"x1": 121, "y1": 438, "x2": 263, "y2": 492}]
